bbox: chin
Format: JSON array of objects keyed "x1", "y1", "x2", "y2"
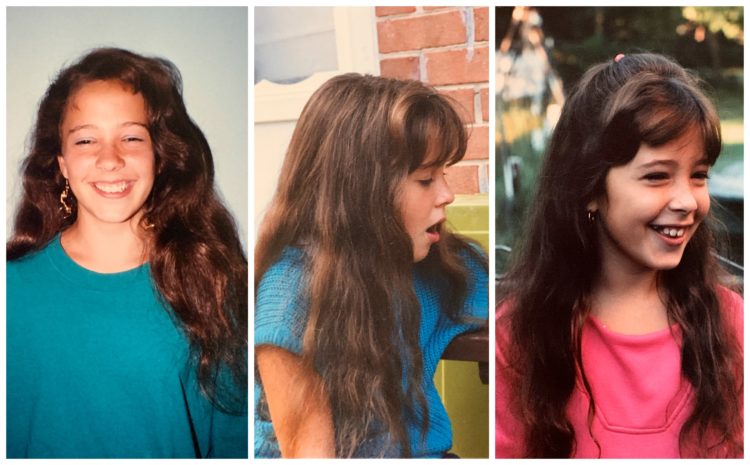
[
  {"x1": 86, "y1": 209, "x2": 143, "y2": 225},
  {"x1": 650, "y1": 255, "x2": 685, "y2": 271},
  {"x1": 412, "y1": 247, "x2": 431, "y2": 263}
]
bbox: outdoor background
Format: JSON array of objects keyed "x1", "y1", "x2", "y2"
[
  {"x1": 494, "y1": 6, "x2": 744, "y2": 284},
  {"x1": 255, "y1": 6, "x2": 490, "y2": 457}
]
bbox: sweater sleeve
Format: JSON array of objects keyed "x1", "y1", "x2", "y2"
[
  {"x1": 495, "y1": 302, "x2": 525, "y2": 458},
  {"x1": 255, "y1": 249, "x2": 308, "y2": 355},
  {"x1": 457, "y1": 247, "x2": 489, "y2": 323}
]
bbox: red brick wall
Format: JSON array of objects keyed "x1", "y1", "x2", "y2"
[{"x1": 377, "y1": 6, "x2": 490, "y2": 195}]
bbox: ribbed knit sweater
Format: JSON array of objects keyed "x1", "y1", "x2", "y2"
[{"x1": 255, "y1": 247, "x2": 488, "y2": 457}]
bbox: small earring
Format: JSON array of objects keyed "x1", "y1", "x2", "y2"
[
  {"x1": 587, "y1": 210, "x2": 597, "y2": 224},
  {"x1": 60, "y1": 179, "x2": 73, "y2": 219}
]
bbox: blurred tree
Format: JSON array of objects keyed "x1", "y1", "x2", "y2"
[
  {"x1": 678, "y1": 7, "x2": 743, "y2": 69},
  {"x1": 498, "y1": 7, "x2": 744, "y2": 89}
]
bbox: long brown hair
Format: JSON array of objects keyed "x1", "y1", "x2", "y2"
[
  {"x1": 255, "y1": 73, "x2": 486, "y2": 457},
  {"x1": 498, "y1": 53, "x2": 742, "y2": 457},
  {"x1": 7, "y1": 48, "x2": 247, "y2": 410}
]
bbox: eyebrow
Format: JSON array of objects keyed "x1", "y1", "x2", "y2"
[
  {"x1": 66, "y1": 122, "x2": 148, "y2": 134},
  {"x1": 637, "y1": 157, "x2": 710, "y2": 169}
]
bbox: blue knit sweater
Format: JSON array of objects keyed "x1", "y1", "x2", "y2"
[
  {"x1": 254, "y1": 247, "x2": 488, "y2": 457},
  {"x1": 7, "y1": 235, "x2": 247, "y2": 458}
]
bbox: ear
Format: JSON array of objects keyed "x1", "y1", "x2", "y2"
[
  {"x1": 57, "y1": 155, "x2": 68, "y2": 179},
  {"x1": 586, "y1": 199, "x2": 598, "y2": 212}
]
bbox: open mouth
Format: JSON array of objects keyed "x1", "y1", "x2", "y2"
[
  {"x1": 649, "y1": 225, "x2": 687, "y2": 238},
  {"x1": 426, "y1": 220, "x2": 443, "y2": 243},
  {"x1": 93, "y1": 181, "x2": 131, "y2": 194}
]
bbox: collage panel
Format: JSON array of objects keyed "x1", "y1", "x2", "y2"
[
  {"x1": 6, "y1": 7, "x2": 249, "y2": 459},
  {"x1": 494, "y1": 6, "x2": 743, "y2": 458},
  {"x1": 254, "y1": 5, "x2": 491, "y2": 459}
]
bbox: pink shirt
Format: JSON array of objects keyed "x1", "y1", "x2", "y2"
[{"x1": 496, "y1": 288, "x2": 743, "y2": 458}]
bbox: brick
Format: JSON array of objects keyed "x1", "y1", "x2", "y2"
[
  {"x1": 464, "y1": 126, "x2": 489, "y2": 160},
  {"x1": 377, "y1": 10, "x2": 466, "y2": 53},
  {"x1": 380, "y1": 56, "x2": 420, "y2": 80},
  {"x1": 480, "y1": 88, "x2": 489, "y2": 121},
  {"x1": 375, "y1": 6, "x2": 416, "y2": 17},
  {"x1": 473, "y1": 7, "x2": 489, "y2": 42},
  {"x1": 423, "y1": 7, "x2": 449, "y2": 11},
  {"x1": 425, "y1": 45, "x2": 489, "y2": 86},
  {"x1": 446, "y1": 164, "x2": 479, "y2": 194},
  {"x1": 439, "y1": 88, "x2": 474, "y2": 123}
]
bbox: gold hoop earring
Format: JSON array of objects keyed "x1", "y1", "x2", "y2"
[
  {"x1": 587, "y1": 210, "x2": 597, "y2": 224},
  {"x1": 60, "y1": 179, "x2": 73, "y2": 219}
]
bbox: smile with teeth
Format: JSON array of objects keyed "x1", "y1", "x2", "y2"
[
  {"x1": 650, "y1": 225, "x2": 686, "y2": 238},
  {"x1": 93, "y1": 181, "x2": 131, "y2": 193}
]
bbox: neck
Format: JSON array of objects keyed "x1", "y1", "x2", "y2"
[
  {"x1": 595, "y1": 253, "x2": 660, "y2": 299},
  {"x1": 590, "y1": 245, "x2": 668, "y2": 334},
  {"x1": 60, "y1": 215, "x2": 150, "y2": 273}
]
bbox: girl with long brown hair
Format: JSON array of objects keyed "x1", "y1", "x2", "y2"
[
  {"x1": 496, "y1": 53, "x2": 743, "y2": 458},
  {"x1": 7, "y1": 48, "x2": 247, "y2": 458},
  {"x1": 254, "y1": 73, "x2": 488, "y2": 458}
]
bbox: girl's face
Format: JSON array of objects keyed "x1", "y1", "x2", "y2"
[
  {"x1": 589, "y1": 128, "x2": 710, "y2": 274},
  {"x1": 398, "y1": 163, "x2": 455, "y2": 262},
  {"x1": 57, "y1": 80, "x2": 155, "y2": 228}
]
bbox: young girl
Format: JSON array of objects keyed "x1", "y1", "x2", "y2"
[
  {"x1": 254, "y1": 74, "x2": 488, "y2": 458},
  {"x1": 7, "y1": 48, "x2": 248, "y2": 458},
  {"x1": 495, "y1": 53, "x2": 743, "y2": 458}
]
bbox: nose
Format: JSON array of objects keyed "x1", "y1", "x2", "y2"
[
  {"x1": 668, "y1": 179, "x2": 699, "y2": 214},
  {"x1": 95, "y1": 142, "x2": 125, "y2": 171},
  {"x1": 437, "y1": 174, "x2": 455, "y2": 207}
]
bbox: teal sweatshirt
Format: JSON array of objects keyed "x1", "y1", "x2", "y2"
[{"x1": 7, "y1": 235, "x2": 247, "y2": 458}]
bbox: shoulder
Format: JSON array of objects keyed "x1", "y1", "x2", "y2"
[
  {"x1": 255, "y1": 247, "x2": 309, "y2": 354},
  {"x1": 494, "y1": 301, "x2": 525, "y2": 457},
  {"x1": 457, "y1": 243, "x2": 489, "y2": 297},
  {"x1": 717, "y1": 285, "x2": 743, "y2": 313},
  {"x1": 717, "y1": 286, "x2": 743, "y2": 346},
  {"x1": 257, "y1": 248, "x2": 307, "y2": 298},
  {"x1": 495, "y1": 300, "x2": 513, "y2": 367},
  {"x1": 7, "y1": 241, "x2": 54, "y2": 281},
  {"x1": 457, "y1": 243, "x2": 489, "y2": 318},
  {"x1": 459, "y1": 242, "x2": 488, "y2": 277}
]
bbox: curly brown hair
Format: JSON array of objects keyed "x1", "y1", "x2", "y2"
[
  {"x1": 7, "y1": 47, "x2": 247, "y2": 411},
  {"x1": 255, "y1": 73, "x2": 486, "y2": 457},
  {"x1": 498, "y1": 53, "x2": 742, "y2": 457}
]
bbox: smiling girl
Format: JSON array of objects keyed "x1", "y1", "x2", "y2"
[
  {"x1": 254, "y1": 74, "x2": 488, "y2": 458},
  {"x1": 495, "y1": 53, "x2": 743, "y2": 458},
  {"x1": 7, "y1": 48, "x2": 247, "y2": 458}
]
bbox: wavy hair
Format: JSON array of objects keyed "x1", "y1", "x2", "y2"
[
  {"x1": 498, "y1": 53, "x2": 742, "y2": 457},
  {"x1": 255, "y1": 73, "x2": 486, "y2": 457},
  {"x1": 7, "y1": 47, "x2": 248, "y2": 410}
]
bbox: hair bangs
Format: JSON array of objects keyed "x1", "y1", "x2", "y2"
[
  {"x1": 399, "y1": 92, "x2": 467, "y2": 172},
  {"x1": 635, "y1": 83, "x2": 722, "y2": 164},
  {"x1": 603, "y1": 74, "x2": 722, "y2": 167}
]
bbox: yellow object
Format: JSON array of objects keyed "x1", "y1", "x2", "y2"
[{"x1": 436, "y1": 194, "x2": 489, "y2": 458}]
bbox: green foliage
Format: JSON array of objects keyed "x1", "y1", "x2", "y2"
[
  {"x1": 682, "y1": 7, "x2": 743, "y2": 43},
  {"x1": 495, "y1": 6, "x2": 745, "y2": 273},
  {"x1": 498, "y1": 6, "x2": 746, "y2": 87}
]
